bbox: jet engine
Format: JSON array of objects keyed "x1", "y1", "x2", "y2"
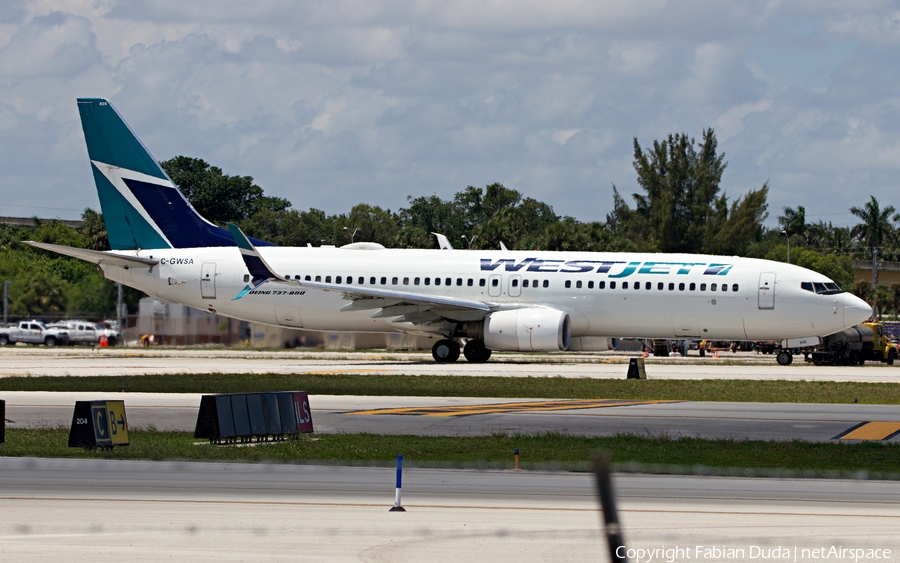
[
  {"x1": 466, "y1": 308, "x2": 571, "y2": 351},
  {"x1": 568, "y1": 337, "x2": 620, "y2": 351}
]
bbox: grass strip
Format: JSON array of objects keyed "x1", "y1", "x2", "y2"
[
  {"x1": 1, "y1": 373, "x2": 900, "y2": 403},
  {"x1": 3, "y1": 429, "x2": 900, "y2": 478}
]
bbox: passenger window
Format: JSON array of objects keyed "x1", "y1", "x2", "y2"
[
  {"x1": 533, "y1": 279, "x2": 538, "y2": 287},
  {"x1": 700, "y1": 283, "x2": 706, "y2": 291},
  {"x1": 634, "y1": 282, "x2": 639, "y2": 290},
  {"x1": 645, "y1": 282, "x2": 651, "y2": 290},
  {"x1": 576, "y1": 280, "x2": 582, "y2": 289},
  {"x1": 543, "y1": 280, "x2": 549, "y2": 288},
  {"x1": 732, "y1": 284, "x2": 739, "y2": 292},
  {"x1": 523, "y1": 279, "x2": 529, "y2": 288},
  {"x1": 722, "y1": 284, "x2": 728, "y2": 292},
  {"x1": 467, "y1": 279, "x2": 473, "y2": 286},
  {"x1": 425, "y1": 277, "x2": 431, "y2": 285},
  {"x1": 381, "y1": 277, "x2": 387, "y2": 284},
  {"x1": 435, "y1": 278, "x2": 441, "y2": 286},
  {"x1": 456, "y1": 278, "x2": 463, "y2": 286},
  {"x1": 668, "y1": 282, "x2": 674, "y2": 290},
  {"x1": 657, "y1": 282, "x2": 663, "y2": 290},
  {"x1": 336, "y1": 276, "x2": 342, "y2": 284},
  {"x1": 414, "y1": 277, "x2": 420, "y2": 285},
  {"x1": 479, "y1": 279, "x2": 486, "y2": 287},
  {"x1": 446, "y1": 277, "x2": 452, "y2": 286},
  {"x1": 678, "y1": 282, "x2": 685, "y2": 290},
  {"x1": 306, "y1": 275, "x2": 312, "y2": 281},
  {"x1": 512, "y1": 279, "x2": 520, "y2": 287},
  {"x1": 610, "y1": 281, "x2": 616, "y2": 289},
  {"x1": 565, "y1": 280, "x2": 571, "y2": 289},
  {"x1": 369, "y1": 276, "x2": 375, "y2": 284},
  {"x1": 689, "y1": 283, "x2": 695, "y2": 291},
  {"x1": 588, "y1": 281, "x2": 594, "y2": 289},
  {"x1": 492, "y1": 279, "x2": 499, "y2": 287},
  {"x1": 358, "y1": 277, "x2": 364, "y2": 284},
  {"x1": 403, "y1": 277, "x2": 409, "y2": 285},
  {"x1": 599, "y1": 281, "x2": 606, "y2": 289},
  {"x1": 244, "y1": 274, "x2": 251, "y2": 282},
  {"x1": 294, "y1": 275, "x2": 301, "y2": 280},
  {"x1": 315, "y1": 275, "x2": 322, "y2": 282},
  {"x1": 392, "y1": 277, "x2": 398, "y2": 285},
  {"x1": 325, "y1": 276, "x2": 332, "y2": 283},
  {"x1": 711, "y1": 283, "x2": 717, "y2": 291},
  {"x1": 623, "y1": 282, "x2": 629, "y2": 289}
]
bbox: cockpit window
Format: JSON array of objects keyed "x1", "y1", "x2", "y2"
[{"x1": 801, "y1": 281, "x2": 843, "y2": 295}]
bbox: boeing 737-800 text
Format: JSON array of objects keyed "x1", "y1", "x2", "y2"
[{"x1": 27, "y1": 98, "x2": 872, "y2": 363}]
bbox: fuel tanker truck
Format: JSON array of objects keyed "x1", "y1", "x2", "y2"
[{"x1": 804, "y1": 322, "x2": 898, "y2": 366}]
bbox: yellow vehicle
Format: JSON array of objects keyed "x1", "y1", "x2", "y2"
[{"x1": 806, "y1": 321, "x2": 899, "y2": 366}]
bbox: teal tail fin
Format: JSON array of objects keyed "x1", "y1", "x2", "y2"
[{"x1": 77, "y1": 98, "x2": 271, "y2": 250}]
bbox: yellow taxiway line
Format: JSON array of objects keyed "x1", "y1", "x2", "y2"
[{"x1": 348, "y1": 398, "x2": 679, "y2": 417}]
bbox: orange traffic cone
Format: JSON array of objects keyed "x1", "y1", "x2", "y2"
[{"x1": 99, "y1": 335, "x2": 108, "y2": 348}]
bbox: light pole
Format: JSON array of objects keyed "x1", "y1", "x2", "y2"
[
  {"x1": 461, "y1": 235, "x2": 476, "y2": 249},
  {"x1": 781, "y1": 230, "x2": 790, "y2": 264},
  {"x1": 3, "y1": 280, "x2": 9, "y2": 324},
  {"x1": 342, "y1": 226, "x2": 360, "y2": 243}
]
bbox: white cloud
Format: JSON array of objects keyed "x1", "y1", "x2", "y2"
[{"x1": 0, "y1": 0, "x2": 899, "y2": 228}]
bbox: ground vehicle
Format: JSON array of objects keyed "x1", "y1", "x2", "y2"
[
  {"x1": 805, "y1": 322, "x2": 899, "y2": 366},
  {"x1": 48, "y1": 320, "x2": 120, "y2": 346},
  {"x1": 0, "y1": 321, "x2": 69, "y2": 346}
]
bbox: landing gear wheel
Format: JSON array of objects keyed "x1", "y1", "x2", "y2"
[
  {"x1": 776, "y1": 350, "x2": 793, "y2": 366},
  {"x1": 432, "y1": 339, "x2": 460, "y2": 363},
  {"x1": 463, "y1": 340, "x2": 492, "y2": 363}
]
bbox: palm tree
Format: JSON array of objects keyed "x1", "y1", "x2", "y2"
[{"x1": 850, "y1": 196, "x2": 896, "y2": 254}]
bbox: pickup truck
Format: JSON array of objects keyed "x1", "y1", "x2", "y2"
[
  {"x1": 48, "y1": 320, "x2": 120, "y2": 346},
  {"x1": 0, "y1": 321, "x2": 69, "y2": 346}
]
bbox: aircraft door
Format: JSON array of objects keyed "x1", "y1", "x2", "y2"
[
  {"x1": 488, "y1": 274, "x2": 502, "y2": 297},
  {"x1": 508, "y1": 275, "x2": 522, "y2": 297},
  {"x1": 201, "y1": 262, "x2": 217, "y2": 299},
  {"x1": 758, "y1": 272, "x2": 775, "y2": 310}
]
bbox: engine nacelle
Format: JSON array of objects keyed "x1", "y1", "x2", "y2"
[
  {"x1": 569, "y1": 337, "x2": 620, "y2": 352},
  {"x1": 474, "y1": 308, "x2": 571, "y2": 352}
]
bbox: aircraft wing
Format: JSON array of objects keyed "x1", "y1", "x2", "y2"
[
  {"x1": 24, "y1": 241, "x2": 159, "y2": 268},
  {"x1": 226, "y1": 223, "x2": 494, "y2": 315}
]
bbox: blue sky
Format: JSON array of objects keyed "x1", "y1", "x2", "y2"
[{"x1": 1, "y1": 1, "x2": 898, "y2": 228}]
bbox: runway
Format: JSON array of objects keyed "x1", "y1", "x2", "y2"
[
  {"x1": 1, "y1": 347, "x2": 899, "y2": 382},
  {"x1": 5, "y1": 392, "x2": 900, "y2": 442},
  {"x1": 1, "y1": 458, "x2": 898, "y2": 562}
]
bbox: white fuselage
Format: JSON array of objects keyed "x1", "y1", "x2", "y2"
[{"x1": 101, "y1": 247, "x2": 868, "y2": 342}]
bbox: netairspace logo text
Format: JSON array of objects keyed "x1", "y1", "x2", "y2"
[{"x1": 617, "y1": 545, "x2": 892, "y2": 562}]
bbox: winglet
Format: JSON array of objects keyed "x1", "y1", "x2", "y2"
[
  {"x1": 227, "y1": 223, "x2": 294, "y2": 298},
  {"x1": 432, "y1": 232, "x2": 454, "y2": 250}
]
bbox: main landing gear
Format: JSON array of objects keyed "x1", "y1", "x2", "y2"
[{"x1": 431, "y1": 339, "x2": 492, "y2": 363}]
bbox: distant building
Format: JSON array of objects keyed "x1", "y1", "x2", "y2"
[{"x1": 854, "y1": 260, "x2": 900, "y2": 287}]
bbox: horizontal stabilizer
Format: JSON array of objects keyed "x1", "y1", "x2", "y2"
[{"x1": 25, "y1": 241, "x2": 159, "y2": 268}]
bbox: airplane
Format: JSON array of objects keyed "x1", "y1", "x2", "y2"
[{"x1": 27, "y1": 98, "x2": 873, "y2": 365}]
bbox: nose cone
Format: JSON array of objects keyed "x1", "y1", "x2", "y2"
[{"x1": 843, "y1": 293, "x2": 873, "y2": 326}]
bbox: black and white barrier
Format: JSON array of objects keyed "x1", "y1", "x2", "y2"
[
  {"x1": 68, "y1": 400, "x2": 130, "y2": 450},
  {"x1": 193, "y1": 392, "x2": 313, "y2": 444}
]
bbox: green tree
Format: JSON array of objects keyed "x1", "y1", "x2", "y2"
[
  {"x1": 615, "y1": 129, "x2": 767, "y2": 254},
  {"x1": 850, "y1": 196, "x2": 896, "y2": 258},
  {"x1": 161, "y1": 156, "x2": 290, "y2": 224}
]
